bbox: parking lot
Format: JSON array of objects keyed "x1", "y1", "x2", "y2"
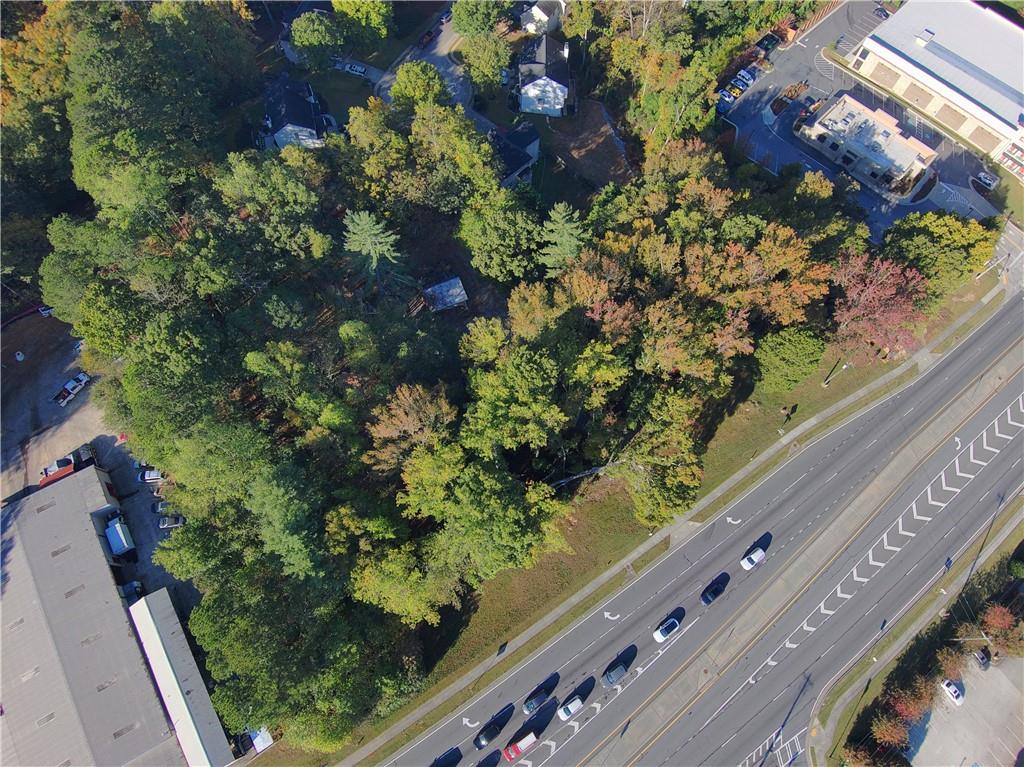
[
  {"x1": 907, "y1": 657, "x2": 1024, "y2": 767},
  {"x1": 1, "y1": 314, "x2": 197, "y2": 612},
  {"x1": 722, "y1": 1, "x2": 999, "y2": 239}
]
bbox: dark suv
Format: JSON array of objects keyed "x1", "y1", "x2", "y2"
[
  {"x1": 522, "y1": 689, "x2": 548, "y2": 715},
  {"x1": 473, "y1": 722, "x2": 501, "y2": 750},
  {"x1": 701, "y1": 579, "x2": 727, "y2": 605}
]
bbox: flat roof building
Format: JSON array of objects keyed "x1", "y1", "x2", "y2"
[
  {"x1": 130, "y1": 589, "x2": 234, "y2": 767},
  {"x1": 1, "y1": 466, "x2": 187, "y2": 767},
  {"x1": 799, "y1": 93, "x2": 936, "y2": 197},
  {"x1": 850, "y1": 0, "x2": 1024, "y2": 179}
]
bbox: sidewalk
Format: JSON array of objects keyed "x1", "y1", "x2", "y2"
[{"x1": 334, "y1": 285, "x2": 1013, "y2": 767}]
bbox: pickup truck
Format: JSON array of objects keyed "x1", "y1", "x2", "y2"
[{"x1": 52, "y1": 372, "x2": 91, "y2": 407}]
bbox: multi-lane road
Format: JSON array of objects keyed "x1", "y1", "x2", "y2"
[{"x1": 399, "y1": 296, "x2": 1022, "y2": 767}]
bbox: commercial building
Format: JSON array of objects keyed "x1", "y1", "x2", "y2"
[
  {"x1": 849, "y1": 0, "x2": 1024, "y2": 180},
  {"x1": 798, "y1": 93, "x2": 936, "y2": 197},
  {"x1": 1, "y1": 465, "x2": 230, "y2": 767}
]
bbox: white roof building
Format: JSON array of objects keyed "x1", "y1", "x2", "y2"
[
  {"x1": 851, "y1": 0, "x2": 1024, "y2": 177},
  {"x1": 130, "y1": 589, "x2": 235, "y2": 767}
]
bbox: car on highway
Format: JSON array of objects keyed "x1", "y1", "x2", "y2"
[
  {"x1": 741, "y1": 547, "x2": 766, "y2": 570},
  {"x1": 601, "y1": 662, "x2": 627, "y2": 688},
  {"x1": 557, "y1": 695, "x2": 583, "y2": 721},
  {"x1": 473, "y1": 722, "x2": 501, "y2": 749},
  {"x1": 701, "y1": 578, "x2": 727, "y2": 605},
  {"x1": 522, "y1": 688, "x2": 548, "y2": 715},
  {"x1": 502, "y1": 733, "x2": 537, "y2": 762},
  {"x1": 159, "y1": 515, "x2": 185, "y2": 530},
  {"x1": 940, "y1": 679, "x2": 964, "y2": 706},
  {"x1": 653, "y1": 617, "x2": 680, "y2": 643}
]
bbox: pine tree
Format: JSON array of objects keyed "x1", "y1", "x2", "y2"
[
  {"x1": 538, "y1": 202, "x2": 586, "y2": 276},
  {"x1": 343, "y1": 210, "x2": 402, "y2": 279}
]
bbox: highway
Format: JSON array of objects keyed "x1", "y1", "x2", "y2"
[{"x1": 404, "y1": 296, "x2": 1023, "y2": 767}]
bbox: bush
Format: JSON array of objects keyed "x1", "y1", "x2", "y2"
[
  {"x1": 754, "y1": 327, "x2": 826, "y2": 393},
  {"x1": 870, "y1": 712, "x2": 909, "y2": 748}
]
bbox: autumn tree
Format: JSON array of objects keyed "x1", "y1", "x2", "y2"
[
  {"x1": 833, "y1": 253, "x2": 927, "y2": 361},
  {"x1": 935, "y1": 646, "x2": 965, "y2": 681},
  {"x1": 870, "y1": 712, "x2": 909, "y2": 748},
  {"x1": 981, "y1": 603, "x2": 1016, "y2": 636},
  {"x1": 886, "y1": 675, "x2": 933, "y2": 722},
  {"x1": 364, "y1": 384, "x2": 457, "y2": 474}
]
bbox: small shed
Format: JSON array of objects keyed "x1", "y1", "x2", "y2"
[{"x1": 423, "y1": 277, "x2": 469, "y2": 312}]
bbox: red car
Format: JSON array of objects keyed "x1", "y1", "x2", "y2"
[
  {"x1": 502, "y1": 733, "x2": 537, "y2": 762},
  {"x1": 418, "y1": 29, "x2": 435, "y2": 47}
]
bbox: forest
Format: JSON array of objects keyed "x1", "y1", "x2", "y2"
[{"x1": 0, "y1": 0, "x2": 1001, "y2": 751}]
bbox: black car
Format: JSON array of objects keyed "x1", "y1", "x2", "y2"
[
  {"x1": 473, "y1": 722, "x2": 501, "y2": 750},
  {"x1": 873, "y1": 7, "x2": 890, "y2": 19},
  {"x1": 440, "y1": 7, "x2": 452, "y2": 22},
  {"x1": 701, "y1": 579, "x2": 726, "y2": 605},
  {"x1": 522, "y1": 689, "x2": 548, "y2": 715}
]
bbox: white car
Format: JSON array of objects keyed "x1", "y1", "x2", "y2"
[
  {"x1": 41, "y1": 455, "x2": 74, "y2": 477},
  {"x1": 741, "y1": 547, "x2": 766, "y2": 570},
  {"x1": 557, "y1": 695, "x2": 583, "y2": 721},
  {"x1": 940, "y1": 679, "x2": 963, "y2": 706},
  {"x1": 138, "y1": 469, "x2": 165, "y2": 484},
  {"x1": 975, "y1": 171, "x2": 999, "y2": 191},
  {"x1": 653, "y1": 617, "x2": 680, "y2": 643},
  {"x1": 736, "y1": 67, "x2": 757, "y2": 86},
  {"x1": 346, "y1": 63, "x2": 367, "y2": 76},
  {"x1": 158, "y1": 515, "x2": 185, "y2": 530}
]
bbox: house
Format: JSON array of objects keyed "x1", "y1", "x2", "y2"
[
  {"x1": 519, "y1": 35, "x2": 571, "y2": 117},
  {"x1": 261, "y1": 74, "x2": 335, "y2": 150},
  {"x1": 422, "y1": 277, "x2": 469, "y2": 312},
  {"x1": 491, "y1": 122, "x2": 542, "y2": 187},
  {"x1": 520, "y1": 0, "x2": 566, "y2": 35}
]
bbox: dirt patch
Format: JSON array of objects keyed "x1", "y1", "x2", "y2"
[{"x1": 547, "y1": 99, "x2": 636, "y2": 188}]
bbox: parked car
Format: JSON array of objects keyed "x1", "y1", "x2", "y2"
[
  {"x1": 440, "y1": 7, "x2": 452, "y2": 22},
  {"x1": 973, "y1": 646, "x2": 991, "y2": 668},
  {"x1": 418, "y1": 29, "x2": 435, "y2": 47},
  {"x1": 151, "y1": 500, "x2": 172, "y2": 515},
  {"x1": 158, "y1": 515, "x2": 185, "y2": 530},
  {"x1": 502, "y1": 733, "x2": 537, "y2": 763},
  {"x1": 736, "y1": 67, "x2": 757, "y2": 86},
  {"x1": 601, "y1": 662, "x2": 627, "y2": 688},
  {"x1": 522, "y1": 688, "x2": 549, "y2": 715},
  {"x1": 500, "y1": 67, "x2": 511, "y2": 86},
  {"x1": 975, "y1": 171, "x2": 999, "y2": 190},
  {"x1": 38, "y1": 305, "x2": 54, "y2": 317},
  {"x1": 940, "y1": 679, "x2": 963, "y2": 706},
  {"x1": 756, "y1": 33, "x2": 781, "y2": 55},
  {"x1": 53, "y1": 372, "x2": 91, "y2": 407},
  {"x1": 138, "y1": 468, "x2": 165, "y2": 484},
  {"x1": 653, "y1": 617, "x2": 680, "y2": 643},
  {"x1": 345, "y1": 63, "x2": 367, "y2": 76},
  {"x1": 873, "y1": 6, "x2": 890, "y2": 19},
  {"x1": 41, "y1": 455, "x2": 74, "y2": 477},
  {"x1": 701, "y1": 578, "x2": 727, "y2": 605},
  {"x1": 557, "y1": 695, "x2": 583, "y2": 721},
  {"x1": 726, "y1": 83, "x2": 744, "y2": 99},
  {"x1": 473, "y1": 722, "x2": 501, "y2": 750},
  {"x1": 741, "y1": 548, "x2": 766, "y2": 570},
  {"x1": 729, "y1": 77, "x2": 749, "y2": 92}
]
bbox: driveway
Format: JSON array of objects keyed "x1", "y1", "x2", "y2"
[
  {"x1": 0, "y1": 315, "x2": 197, "y2": 612},
  {"x1": 724, "y1": 0, "x2": 996, "y2": 239}
]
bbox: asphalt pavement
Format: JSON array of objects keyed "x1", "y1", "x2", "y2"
[{"x1": 386, "y1": 291, "x2": 1022, "y2": 767}]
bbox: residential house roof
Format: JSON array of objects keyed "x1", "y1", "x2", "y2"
[
  {"x1": 505, "y1": 122, "x2": 541, "y2": 155},
  {"x1": 533, "y1": 1, "x2": 564, "y2": 20},
  {"x1": 519, "y1": 34, "x2": 570, "y2": 88},
  {"x1": 265, "y1": 74, "x2": 323, "y2": 134}
]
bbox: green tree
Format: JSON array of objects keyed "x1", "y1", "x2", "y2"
[
  {"x1": 538, "y1": 202, "x2": 587, "y2": 275},
  {"x1": 882, "y1": 211, "x2": 998, "y2": 299},
  {"x1": 331, "y1": 0, "x2": 392, "y2": 42},
  {"x1": 352, "y1": 542, "x2": 461, "y2": 626},
  {"x1": 571, "y1": 341, "x2": 630, "y2": 409},
  {"x1": 290, "y1": 11, "x2": 346, "y2": 71},
  {"x1": 459, "y1": 317, "x2": 508, "y2": 365},
  {"x1": 451, "y1": 0, "x2": 513, "y2": 36},
  {"x1": 248, "y1": 464, "x2": 321, "y2": 578},
  {"x1": 462, "y1": 32, "x2": 511, "y2": 92},
  {"x1": 754, "y1": 328, "x2": 826, "y2": 393},
  {"x1": 461, "y1": 347, "x2": 568, "y2": 455},
  {"x1": 390, "y1": 60, "x2": 450, "y2": 113},
  {"x1": 458, "y1": 188, "x2": 540, "y2": 281},
  {"x1": 244, "y1": 341, "x2": 310, "y2": 402},
  {"x1": 343, "y1": 210, "x2": 403, "y2": 279}
]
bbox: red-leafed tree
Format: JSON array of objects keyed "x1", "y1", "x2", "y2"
[
  {"x1": 870, "y1": 712, "x2": 909, "y2": 748},
  {"x1": 981, "y1": 603, "x2": 1016, "y2": 634},
  {"x1": 887, "y1": 675, "x2": 933, "y2": 721},
  {"x1": 832, "y1": 253, "x2": 927, "y2": 362}
]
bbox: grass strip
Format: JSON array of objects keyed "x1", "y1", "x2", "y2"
[
  {"x1": 820, "y1": 500, "x2": 1023, "y2": 765},
  {"x1": 631, "y1": 536, "x2": 670, "y2": 574},
  {"x1": 932, "y1": 289, "x2": 1005, "y2": 354}
]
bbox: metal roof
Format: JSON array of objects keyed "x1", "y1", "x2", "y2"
[
  {"x1": 130, "y1": 589, "x2": 234, "y2": 767},
  {"x1": 423, "y1": 277, "x2": 469, "y2": 312},
  {"x1": 865, "y1": 0, "x2": 1024, "y2": 132},
  {"x1": 1, "y1": 467, "x2": 186, "y2": 767}
]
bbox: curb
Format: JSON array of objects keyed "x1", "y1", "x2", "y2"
[
  {"x1": 805, "y1": 498, "x2": 1023, "y2": 766},
  {"x1": 332, "y1": 286, "x2": 1014, "y2": 767}
]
